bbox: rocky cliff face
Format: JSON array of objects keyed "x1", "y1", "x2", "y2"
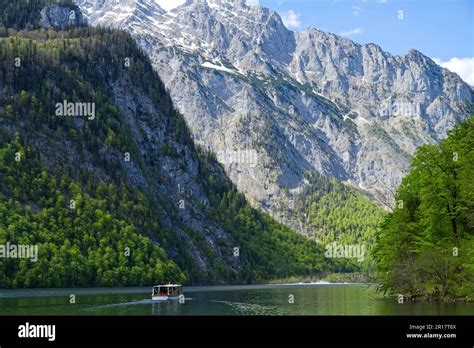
[
  {"x1": 39, "y1": 3, "x2": 85, "y2": 29},
  {"x1": 75, "y1": 0, "x2": 473, "y2": 232}
]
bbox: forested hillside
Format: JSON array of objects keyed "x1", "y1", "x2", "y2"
[
  {"x1": 0, "y1": 1, "x2": 333, "y2": 287},
  {"x1": 295, "y1": 171, "x2": 386, "y2": 272},
  {"x1": 297, "y1": 171, "x2": 385, "y2": 245},
  {"x1": 0, "y1": 139, "x2": 186, "y2": 287},
  {"x1": 373, "y1": 116, "x2": 474, "y2": 301}
]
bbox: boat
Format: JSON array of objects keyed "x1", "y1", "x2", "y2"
[{"x1": 152, "y1": 284, "x2": 183, "y2": 301}]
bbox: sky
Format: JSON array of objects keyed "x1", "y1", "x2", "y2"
[{"x1": 155, "y1": 0, "x2": 474, "y2": 85}]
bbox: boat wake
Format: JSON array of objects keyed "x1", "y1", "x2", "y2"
[
  {"x1": 207, "y1": 300, "x2": 282, "y2": 315},
  {"x1": 82, "y1": 297, "x2": 195, "y2": 312},
  {"x1": 81, "y1": 299, "x2": 152, "y2": 311}
]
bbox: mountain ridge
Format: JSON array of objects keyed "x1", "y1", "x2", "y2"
[
  {"x1": 0, "y1": 0, "x2": 337, "y2": 286},
  {"x1": 77, "y1": 0, "x2": 473, "y2": 231},
  {"x1": 75, "y1": 0, "x2": 472, "y2": 238}
]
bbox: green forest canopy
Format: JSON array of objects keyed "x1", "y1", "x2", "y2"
[{"x1": 372, "y1": 116, "x2": 474, "y2": 301}]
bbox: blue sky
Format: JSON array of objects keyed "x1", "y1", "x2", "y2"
[{"x1": 259, "y1": 0, "x2": 473, "y2": 60}]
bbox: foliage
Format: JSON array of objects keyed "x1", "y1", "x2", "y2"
[
  {"x1": 372, "y1": 116, "x2": 474, "y2": 300},
  {"x1": 0, "y1": 139, "x2": 186, "y2": 288},
  {"x1": 296, "y1": 171, "x2": 386, "y2": 272},
  {"x1": 196, "y1": 148, "x2": 333, "y2": 284}
]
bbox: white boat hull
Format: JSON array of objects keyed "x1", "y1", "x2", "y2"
[{"x1": 152, "y1": 295, "x2": 181, "y2": 301}]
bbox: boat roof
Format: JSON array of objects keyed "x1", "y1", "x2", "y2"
[{"x1": 153, "y1": 284, "x2": 182, "y2": 287}]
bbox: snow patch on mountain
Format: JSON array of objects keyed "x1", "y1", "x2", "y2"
[{"x1": 155, "y1": 0, "x2": 186, "y2": 11}]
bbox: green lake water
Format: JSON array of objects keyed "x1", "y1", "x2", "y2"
[{"x1": 0, "y1": 283, "x2": 472, "y2": 316}]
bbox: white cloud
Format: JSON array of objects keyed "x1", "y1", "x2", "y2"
[
  {"x1": 246, "y1": 0, "x2": 260, "y2": 5},
  {"x1": 154, "y1": 0, "x2": 186, "y2": 11},
  {"x1": 282, "y1": 10, "x2": 301, "y2": 30},
  {"x1": 352, "y1": 6, "x2": 361, "y2": 16},
  {"x1": 378, "y1": 0, "x2": 388, "y2": 3},
  {"x1": 432, "y1": 57, "x2": 474, "y2": 86},
  {"x1": 340, "y1": 28, "x2": 363, "y2": 37}
]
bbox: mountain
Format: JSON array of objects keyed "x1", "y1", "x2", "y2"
[
  {"x1": 0, "y1": 0, "x2": 333, "y2": 287},
  {"x1": 75, "y1": 0, "x2": 473, "y2": 236}
]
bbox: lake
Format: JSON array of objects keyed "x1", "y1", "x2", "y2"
[{"x1": 0, "y1": 283, "x2": 473, "y2": 316}]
